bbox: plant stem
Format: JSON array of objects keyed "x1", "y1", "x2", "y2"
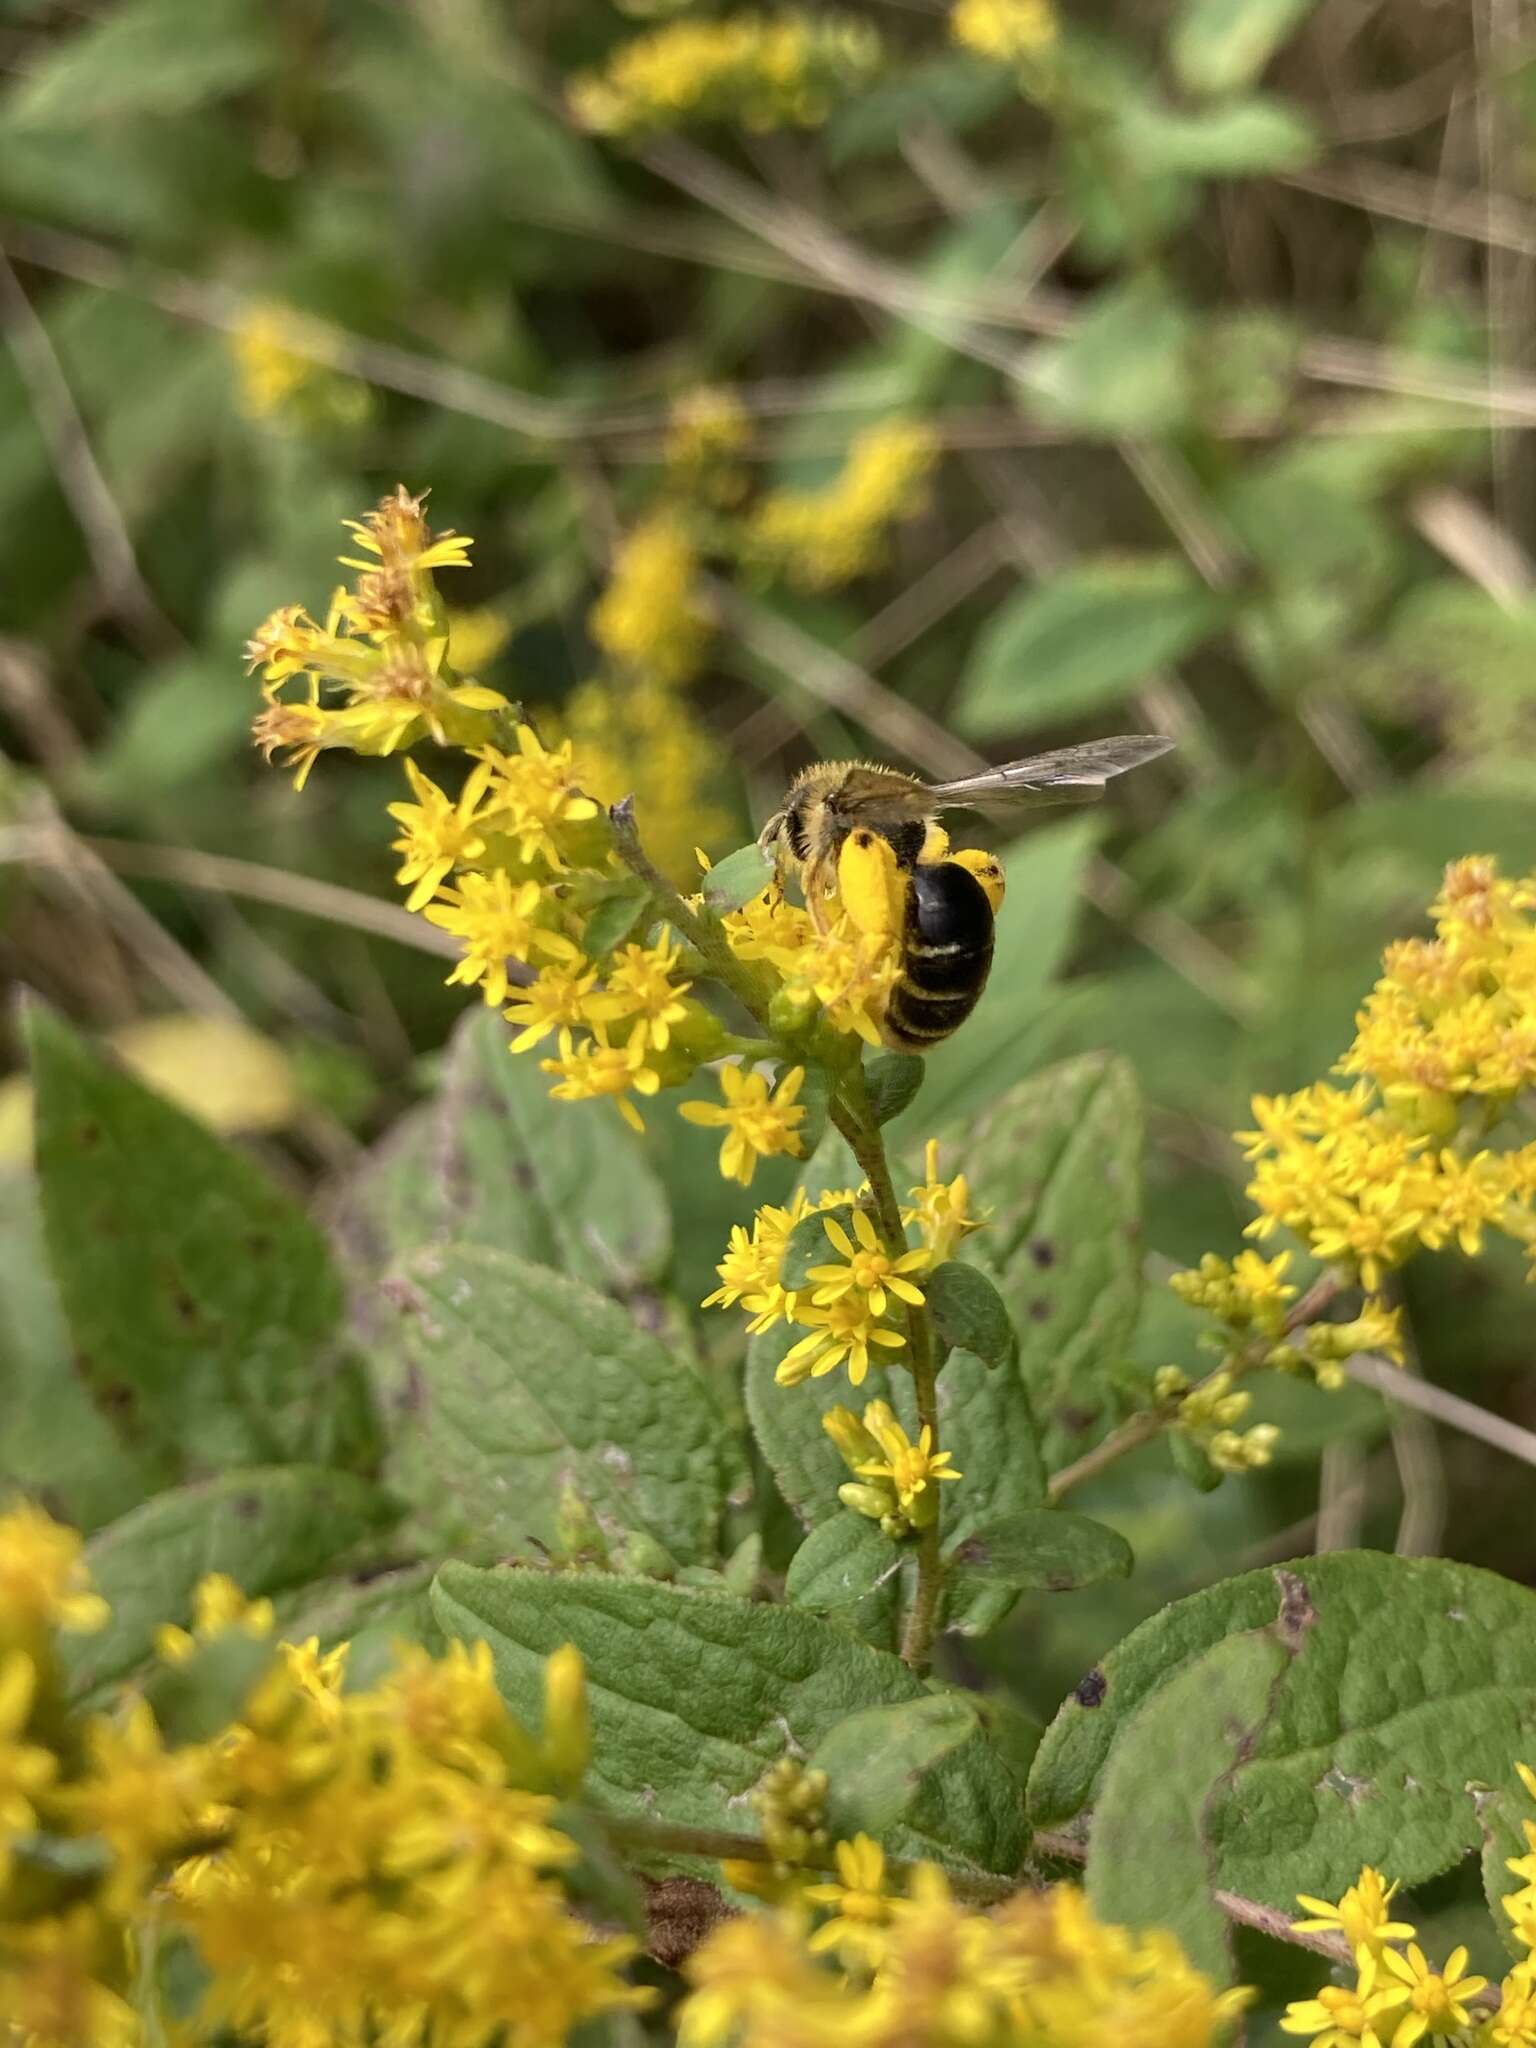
[
  {"x1": 608, "y1": 797, "x2": 776, "y2": 1020},
  {"x1": 830, "y1": 1082, "x2": 945, "y2": 1673},
  {"x1": 1048, "y1": 1272, "x2": 1349, "y2": 1502}
]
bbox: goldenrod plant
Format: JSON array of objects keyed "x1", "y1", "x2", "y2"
[{"x1": 11, "y1": 0, "x2": 1536, "y2": 2043}]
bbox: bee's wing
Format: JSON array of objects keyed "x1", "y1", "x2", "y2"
[{"x1": 923, "y1": 735, "x2": 1174, "y2": 810}]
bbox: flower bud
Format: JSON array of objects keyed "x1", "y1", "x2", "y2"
[{"x1": 838, "y1": 1482, "x2": 897, "y2": 1523}]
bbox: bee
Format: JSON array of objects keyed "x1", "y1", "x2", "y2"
[{"x1": 758, "y1": 735, "x2": 1174, "y2": 1052}]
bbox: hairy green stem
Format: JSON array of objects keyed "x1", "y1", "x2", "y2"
[{"x1": 608, "y1": 797, "x2": 776, "y2": 1020}]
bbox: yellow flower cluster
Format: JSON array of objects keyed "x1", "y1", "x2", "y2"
[
  {"x1": 1243, "y1": 859, "x2": 1536, "y2": 1292},
  {"x1": 1281, "y1": 1834, "x2": 1536, "y2": 2048},
  {"x1": 684, "y1": 1835, "x2": 1253, "y2": 2047},
  {"x1": 569, "y1": 13, "x2": 881, "y2": 135},
  {"x1": 950, "y1": 0, "x2": 1059, "y2": 63},
  {"x1": 247, "y1": 486, "x2": 508, "y2": 786},
  {"x1": 0, "y1": 1501, "x2": 640, "y2": 2048},
  {"x1": 704, "y1": 1144, "x2": 983, "y2": 1388},
  {"x1": 228, "y1": 302, "x2": 370, "y2": 432},
  {"x1": 825, "y1": 1398, "x2": 962, "y2": 1534},
  {"x1": 748, "y1": 422, "x2": 940, "y2": 590}
]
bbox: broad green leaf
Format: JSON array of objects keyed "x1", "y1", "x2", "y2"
[
  {"x1": 784, "y1": 1516, "x2": 902, "y2": 1650},
  {"x1": 927, "y1": 1261, "x2": 1014, "y2": 1370},
  {"x1": 3, "y1": 0, "x2": 276, "y2": 131},
  {"x1": 702, "y1": 843, "x2": 774, "y2": 914},
  {"x1": 143, "y1": 1633, "x2": 276, "y2": 1746},
  {"x1": 432, "y1": 1564, "x2": 1026, "y2": 1876},
  {"x1": 1122, "y1": 98, "x2": 1317, "y2": 179},
  {"x1": 1087, "y1": 1630, "x2": 1291, "y2": 1984},
  {"x1": 1170, "y1": 0, "x2": 1320, "y2": 95},
  {"x1": 0, "y1": 1170, "x2": 154, "y2": 1529},
  {"x1": 1029, "y1": 1553, "x2": 1536, "y2": 1907},
  {"x1": 962, "y1": 1056, "x2": 1144, "y2": 1462},
  {"x1": 334, "y1": 1008, "x2": 670, "y2": 1300},
  {"x1": 27, "y1": 1004, "x2": 366, "y2": 1488},
  {"x1": 68, "y1": 1467, "x2": 394, "y2": 1696},
  {"x1": 886, "y1": 818, "x2": 1101, "y2": 1146},
  {"x1": 864, "y1": 1052, "x2": 925, "y2": 1127},
  {"x1": 953, "y1": 557, "x2": 1225, "y2": 740},
  {"x1": 371, "y1": 1245, "x2": 727, "y2": 1564},
  {"x1": 1024, "y1": 280, "x2": 1194, "y2": 437},
  {"x1": 948, "y1": 1510, "x2": 1133, "y2": 1594},
  {"x1": 811, "y1": 1693, "x2": 980, "y2": 1835},
  {"x1": 824, "y1": 52, "x2": 1016, "y2": 164}
]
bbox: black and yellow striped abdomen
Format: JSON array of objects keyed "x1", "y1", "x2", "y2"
[{"x1": 881, "y1": 859, "x2": 995, "y2": 1050}]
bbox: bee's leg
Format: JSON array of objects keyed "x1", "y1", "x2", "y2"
[{"x1": 803, "y1": 856, "x2": 837, "y2": 934}]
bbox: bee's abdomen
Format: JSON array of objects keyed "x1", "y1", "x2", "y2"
[{"x1": 882, "y1": 861, "x2": 995, "y2": 1050}]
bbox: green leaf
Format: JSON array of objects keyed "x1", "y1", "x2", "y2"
[
  {"x1": 1029, "y1": 1553, "x2": 1536, "y2": 1907},
  {"x1": 432, "y1": 1565, "x2": 1026, "y2": 1876},
  {"x1": 1025, "y1": 280, "x2": 1195, "y2": 437},
  {"x1": 784, "y1": 1515, "x2": 902, "y2": 1649},
  {"x1": 948, "y1": 1509, "x2": 1132, "y2": 1593},
  {"x1": 811, "y1": 1693, "x2": 980, "y2": 1835},
  {"x1": 581, "y1": 885, "x2": 653, "y2": 959},
  {"x1": 1480, "y1": 1782, "x2": 1532, "y2": 1962},
  {"x1": 1123, "y1": 98, "x2": 1318, "y2": 178},
  {"x1": 3, "y1": 0, "x2": 276, "y2": 131},
  {"x1": 954, "y1": 557, "x2": 1225, "y2": 740},
  {"x1": 0, "y1": 1170, "x2": 155, "y2": 1529},
  {"x1": 335, "y1": 1008, "x2": 670, "y2": 1301},
  {"x1": 272, "y1": 1564, "x2": 441, "y2": 1689},
  {"x1": 67, "y1": 1467, "x2": 394, "y2": 1696},
  {"x1": 26, "y1": 1003, "x2": 364, "y2": 1488},
  {"x1": 143, "y1": 1632, "x2": 276, "y2": 1746},
  {"x1": 962, "y1": 1055, "x2": 1144, "y2": 1463},
  {"x1": 926, "y1": 1261, "x2": 1014, "y2": 1369},
  {"x1": 371, "y1": 1245, "x2": 728, "y2": 1564},
  {"x1": 701, "y1": 842, "x2": 774, "y2": 914},
  {"x1": 824, "y1": 52, "x2": 1017, "y2": 164},
  {"x1": 1170, "y1": 0, "x2": 1321, "y2": 95},
  {"x1": 864, "y1": 1052, "x2": 925, "y2": 1127},
  {"x1": 1087, "y1": 1629, "x2": 1291, "y2": 1984},
  {"x1": 886, "y1": 818, "x2": 1102, "y2": 1145}
]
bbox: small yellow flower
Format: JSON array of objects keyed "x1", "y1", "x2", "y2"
[
  {"x1": 749, "y1": 420, "x2": 937, "y2": 590},
  {"x1": 505, "y1": 960, "x2": 616, "y2": 1053},
  {"x1": 0, "y1": 1652, "x2": 56, "y2": 1885},
  {"x1": 604, "y1": 933, "x2": 694, "y2": 1051},
  {"x1": 1380, "y1": 1942, "x2": 1489, "y2": 2045},
  {"x1": 804, "y1": 1832, "x2": 893, "y2": 1969},
  {"x1": 855, "y1": 1400, "x2": 961, "y2": 1524},
  {"x1": 480, "y1": 725, "x2": 601, "y2": 870},
  {"x1": 387, "y1": 756, "x2": 494, "y2": 910},
  {"x1": 680, "y1": 1062, "x2": 807, "y2": 1186},
  {"x1": 0, "y1": 1501, "x2": 109, "y2": 1643},
  {"x1": 1280, "y1": 1945, "x2": 1404, "y2": 2048},
  {"x1": 588, "y1": 511, "x2": 711, "y2": 688},
  {"x1": 775, "y1": 1296, "x2": 907, "y2": 1389},
  {"x1": 540, "y1": 1023, "x2": 663, "y2": 1133},
  {"x1": 1294, "y1": 1868, "x2": 1416, "y2": 1955},
  {"x1": 950, "y1": 0, "x2": 1057, "y2": 63},
  {"x1": 1494, "y1": 1962, "x2": 1536, "y2": 2047},
  {"x1": 903, "y1": 1139, "x2": 986, "y2": 1262},
  {"x1": 424, "y1": 872, "x2": 575, "y2": 1007},
  {"x1": 806, "y1": 1206, "x2": 929, "y2": 1319},
  {"x1": 0, "y1": 1904, "x2": 139, "y2": 2048}
]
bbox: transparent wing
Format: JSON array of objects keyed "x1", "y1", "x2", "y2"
[{"x1": 923, "y1": 735, "x2": 1174, "y2": 810}]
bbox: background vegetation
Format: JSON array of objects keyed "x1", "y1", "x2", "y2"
[{"x1": 4, "y1": 0, "x2": 1536, "y2": 2026}]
